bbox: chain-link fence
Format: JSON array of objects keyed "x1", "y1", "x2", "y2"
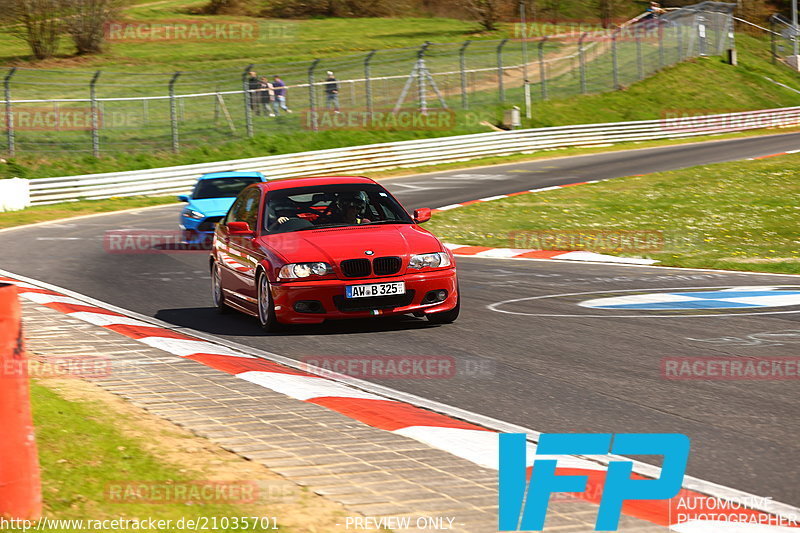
[{"x1": 2, "y1": 2, "x2": 734, "y2": 157}]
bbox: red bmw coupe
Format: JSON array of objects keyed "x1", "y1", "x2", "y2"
[{"x1": 210, "y1": 176, "x2": 459, "y2": 331}]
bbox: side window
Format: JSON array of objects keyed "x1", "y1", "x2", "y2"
[
  {"x1": 225, "y1": 194, "x2": 246, "y2": 224},
  {"x1": 241, "y1": 189, "x2": 261, "y2": 230}
]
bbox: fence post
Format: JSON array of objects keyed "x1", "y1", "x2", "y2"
[
  {"x1": 417, "y1": 42, "x2": 431, "y2": 114},
  {"x1": 364, "y1": 50, "x2": 377, "y2": 118},
  {"x1": 770, "y1": 17, "x2": 777, "y2": 64},
  {"x1": 578, "y1": 32, "x2": 588, "y2": 94},
  {"x1": 658, "y1": 24, "x2": 665, "y2": 68},
  {"x1": 538, "y1": 37, "x2": 548, "y2": 101},
  {"x1": 4, "y1": 68, "x2": 16, "y2": 157},
  {"x1": 242, "y1": 64, "x2": 254, "y2": 138},
  {"x1": 698, "y1": 12, "x2": 707, "y2": 56},
  {"x1": 90, "y1": 71, "x2": 101, "y2": 158},
  {"x1": 497, "y1": 38, "x2": 509, "y2": 103},
  {"x1": 611, "y1": 31, "x2": 619, "y2": 90},
  {"x1": 459, "y1": 40, "x2": 471, "y2": 110},
  {"x1": 636, "y1": 30, "x2": 644, "y2": 79},
  {"x1": 308, "y1": 58, "x2": 321, "y2": 132},
  {"x1": 169, "y1": 72, "x2": 181, "y2": 154},
  {"x1": 677, "y1": 23, "x2": 684, "y2": 61}
]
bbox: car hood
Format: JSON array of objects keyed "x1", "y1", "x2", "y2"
[
  {"x1": 260, "y1": 224, "x2": 445, "y2": 264},
  {"x1": 187, "y1": 197, "x2": 235, "y2": 217}
]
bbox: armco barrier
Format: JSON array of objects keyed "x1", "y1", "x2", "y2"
[
  {"x1": 27, "y1": 106, "x2": 800, "y2": 205},
  {"x1": 0, "y1": 283, "x2": 42, "y2": 520},
  {"x1": 0, "y1": 178, "x2": 31, "y2": 213}
]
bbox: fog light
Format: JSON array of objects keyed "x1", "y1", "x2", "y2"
[
  {"x1": 423, "y1": 290, "x2": 448, "y2": 304},
  {"x1": 294, "y1": 300, "x2": 325, "y2": 313}
]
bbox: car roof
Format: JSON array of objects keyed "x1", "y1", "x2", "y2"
[
  {"x1": 259, "y1": 176, "x2": 377, "y2": 192},
  {"x1": 198, "y1": 171, "x2": 265, "y2": 180}
]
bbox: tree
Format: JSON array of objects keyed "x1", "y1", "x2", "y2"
[
  {"x1": 0, "y1": 0, "x2": 66, "y2": 59},
  {"x1": 63, "y1": 0, "x2": 126, "y2": 55},
  {"x1": 598, "y1": 0, "x2": 614, "y2": 28},
  {"x1": 461, "y1": 0, "x2": 505, "y2": 31}
]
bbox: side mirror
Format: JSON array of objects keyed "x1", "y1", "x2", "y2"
[
  {"x1": 177, "y1": 194, "x2": 190, "y2": 202},
  {"x1": 413, "y1": 208, "x2": 432, "y2": 224},
  {"x1": 227, "y1": 221, "x2": 255, "y2": 236}
]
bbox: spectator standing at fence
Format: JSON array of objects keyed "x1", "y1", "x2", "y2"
[
  {"x1": 272, "y1": 75, "x2": 292, "y2": 115},
  {"x1": 324, "y1": 71, "x2": 340, "y2": 113},
  {"x1": 259, "y1": 76, "x2": 276, "y2": 117},
  {"x1": 247, "y1": 71, "x2": 263, "y2": 116}
]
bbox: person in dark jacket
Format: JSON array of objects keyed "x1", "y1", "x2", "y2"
[{"x1": 247, "y1": 71, "x2": 262, "y2": 116}]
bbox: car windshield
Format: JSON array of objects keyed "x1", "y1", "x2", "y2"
[
  {"x1": 265, "y1": 183, "x2": 413, "y2": 233},
  {"x1": 193, "y1": 176, "x2": 261, "y2": 199}
]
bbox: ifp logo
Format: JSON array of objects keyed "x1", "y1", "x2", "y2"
[{"x1": 499, "y1": 433, "x2": 690, "y2": 531}]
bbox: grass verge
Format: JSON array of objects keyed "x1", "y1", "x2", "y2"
[
  {"x1": 25, "y1": 377, "x2": 378, "y2": 532},
  {"x1": 426, "y1": 153, "x2": 800, "y2": 275}
]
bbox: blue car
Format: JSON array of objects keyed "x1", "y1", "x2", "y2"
[{"x1": 179, "y1": 171, "x2": 267, "y2": 245}]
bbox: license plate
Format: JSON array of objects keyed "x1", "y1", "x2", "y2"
[{"x1": 345, "y1": 282, "x2": 405, "y2": 299}]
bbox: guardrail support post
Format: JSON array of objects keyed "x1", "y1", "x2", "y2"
[
  {"x1": 242, "y1": 64, "x2": 254, "y2": 138},
  {"x1": 90, "y1": 71, "x2": 101, "y2": 158},
  {"x1": 578, "y1": 32, "x2": 588, "y2": 94},
  {"x1": 364, "y1": 50, "x2": 377, "y2": 118},
  {"x1": 497, "y1": 38, "x2": 509, "y2": 103},
  {"x1": 308, "y1": 58, "x2": 321, "y2": 132},
  {"x1": 459, "y1": 40, "x2": 471, "y2": 110},
  {"x1": 611, "y1": 31, "x2": 620, "y2": 90},
  {"x1": 538, "y1": 37, "x2": 548, "y2": 101},
  {"x1": 4, "y1": 68, "x2": 16, "y2": 157},
  {"x1": 169, "y1": 72, "x2": 181, "y2": 154}
]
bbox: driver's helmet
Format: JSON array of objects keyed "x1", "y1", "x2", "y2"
[{"x1": 334, "y1": 190, "x2": 367, "y2": 215}]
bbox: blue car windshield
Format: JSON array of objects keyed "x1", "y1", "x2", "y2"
[{"x1": 193, "y1": 177, "x2": 261, "y2": 199}]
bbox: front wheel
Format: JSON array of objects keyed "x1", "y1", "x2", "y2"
[
  {"x1": 257, "y1": 273, "x2": 284, "y2": 332},
  {"x1": 427, "y1": 288, "x2": 460, "y2": 324},
  {"x1": 211, "y1": 263, "x2": 231, "y2": 314}
]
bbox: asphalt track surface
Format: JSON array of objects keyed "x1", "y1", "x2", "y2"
[{"x1": 2, "y1": 133, "x2": 799, "y2": 507}]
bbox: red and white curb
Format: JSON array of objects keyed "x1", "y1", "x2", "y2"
[
  {"x1": 2, "y1": 271, "x2": 798, "y2": 531},
  {"x1": 432, "y1": 181, "x2": 659, "y2": 266},
  {"x1": 746, "y1": 149, "x2": 800, "y2": 160},
  {"x1": 443, "y1": 243, "x2": 659, "y2": 265}
]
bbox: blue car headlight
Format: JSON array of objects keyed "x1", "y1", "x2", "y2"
[{"x1": 183, "y1": 208, "x2": 204, "y2": 220}]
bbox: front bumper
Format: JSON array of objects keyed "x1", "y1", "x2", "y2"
[{"x1": 271, "y1": 268, "x2": 458, "y2": 324}]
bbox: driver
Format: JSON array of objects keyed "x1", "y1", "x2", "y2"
[
  {"x1": 330, "y1": 191, "x2": 370, "y2": 224},
  {"x1": 270, "y1": 197, "x2": 300, "y2": 227}
]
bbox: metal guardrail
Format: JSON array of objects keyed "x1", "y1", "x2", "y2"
[{"x1": 27, "y1": 106, "x2": 800, "y2": 205}]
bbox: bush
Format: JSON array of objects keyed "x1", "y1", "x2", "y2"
[{"x1": 260, "y1": 0, "x2": 404, "y2": 18}]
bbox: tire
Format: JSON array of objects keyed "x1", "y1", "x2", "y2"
[
  {"x1": 426, "y1": 287, "x2": 460, "y2": 324},
  {"x1": 257, "y1": 273, "x2": 284, "y2": 332},
  {"x1": 211, "y1": 263, "x2": 231, "y2": 314}
]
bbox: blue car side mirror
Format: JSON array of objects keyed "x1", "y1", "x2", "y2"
[{"x1": 178, "y1": 194, "x2": 190, "y2": 202}]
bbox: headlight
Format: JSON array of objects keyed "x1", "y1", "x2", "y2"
[
  {"x1": 408, "y1": 252, "x2": 451, "y2": 269},
  {"x1": 278, "y1": 262, "x2": 332, "y2": 279},
  {"x1": 183, "y1": 208, "x2": 204, "y2": 220}
]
